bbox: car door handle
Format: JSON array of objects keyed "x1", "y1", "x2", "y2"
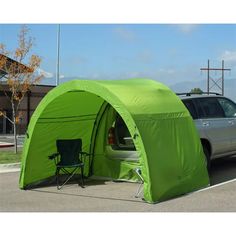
[
  {"x1": 228, "y1": 120, "x2": 234, "y2": 125},
  {"x1": 202, "y1": 122, "x2": 209, "y2": 127}
]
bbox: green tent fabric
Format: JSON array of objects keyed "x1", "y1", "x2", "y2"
[{"x1": 19, "y1": 78, "x2": 209, "y2": 203}]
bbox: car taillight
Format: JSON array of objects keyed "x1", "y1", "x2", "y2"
[{"x1": 108, "y1": 127, "x2": 116, "y2": 145}]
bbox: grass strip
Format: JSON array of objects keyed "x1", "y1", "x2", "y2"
[{"x1": 0, "y1": 151, "x2": 22, "y2": 164}]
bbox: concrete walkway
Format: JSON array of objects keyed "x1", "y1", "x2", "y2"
[{"x1": 0, "y1": 163, "x2": 20, "y2": 173}]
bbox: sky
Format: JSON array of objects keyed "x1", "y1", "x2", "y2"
[
  {"x1": 1, "y1": 0, "x2": 236, "y2": 232},
  {"x1": 0, "y1": 24, "x2": 236, "y2": 93}
]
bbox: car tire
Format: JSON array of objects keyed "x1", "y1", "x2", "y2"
[{"x1": 203, "y1": 144, "x2": 211, "y2": 171}]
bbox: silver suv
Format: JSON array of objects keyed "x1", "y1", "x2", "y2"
[
  {"x1": 106, "y1": 94, "x2": 236, "y2": 170},
  {"x1": 180, "y1": 93, "x2": 236, "y2": 169}
]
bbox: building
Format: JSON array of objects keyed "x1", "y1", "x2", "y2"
[
  {"x1": 0, "y1": 84, "x2": 54, "y2": 135},
  {"x1": 0, "y1": 53, "x2": 55, "y2": 135}
]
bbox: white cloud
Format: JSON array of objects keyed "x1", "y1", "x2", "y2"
[
  {"x1": 37, "y1": 69, "x2": 65, "y2": 80},
  {"x1": 221, "y1": 50, "x2": 236, "y2": 63},
  {"x1": 38, "y1": 68, "x2": 54, "y2": 78},
  {"x1": 113, "y1": 27, "x2": 136, "y2": 41},
  {"x1": 176, "y1": 24, "x2": 198, "y2": 33}
]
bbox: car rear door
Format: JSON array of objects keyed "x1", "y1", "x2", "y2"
[
  {"x1": 217, "y1": 97, "x2": 236, "y2": 153},
  {"x1": 195, "y1": 97, "x2": 231, "y2": 156}
]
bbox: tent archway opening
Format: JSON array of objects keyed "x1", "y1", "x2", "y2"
[{"x1": 25, "y1": 89, "x2": 141, "y2": 184}]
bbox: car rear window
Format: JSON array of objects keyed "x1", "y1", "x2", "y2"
[{"x1": 182, "y1": 99, "x2": 198, "y2": 119}]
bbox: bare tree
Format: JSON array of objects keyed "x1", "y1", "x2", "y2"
[{"x1": 0, "y1": 25, "x2": 43, "y2": 153}]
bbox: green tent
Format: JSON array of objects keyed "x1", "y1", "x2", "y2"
[{"x1": 19, "y1": 79, "x2": 209, "y2": 203}]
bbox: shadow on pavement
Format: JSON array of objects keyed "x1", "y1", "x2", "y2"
[
  {"x1": 29, "y1": 178, "x2": 144, "y2": 204},
  {"x1": 24, "y1": 175, "x2": 107, "y2": 189},
  {"x1": 24, "y1": 156, "x2": 236, "y2": 204},
  {"x1": 30, "y1": 188, "x2": 144, "y2": 204},
  {"x1": 209, "y1": 155, "x2": 236, "y2": 186}
]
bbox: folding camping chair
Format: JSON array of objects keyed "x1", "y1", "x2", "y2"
[{"x1": 48, "y1": 139, "x2": 90, "y2": 190}]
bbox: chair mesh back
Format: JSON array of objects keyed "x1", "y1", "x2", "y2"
[{"x1": 56, "y1": 139, "x2": 82, "y2": 166}]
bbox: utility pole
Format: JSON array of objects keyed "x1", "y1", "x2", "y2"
[
  {"x1": 200, "y1": 60, "x2": 231, "y2": 95},
  {"x1": 56, "y1": 24, "x2": 61, "y2": 86}
]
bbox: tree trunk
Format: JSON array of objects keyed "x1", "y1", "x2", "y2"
[
  {"x1": 12, "y1": 104, "x2": 18, "y2": 154},
  {"x1": 13, "y1": 119, "x2": 18, "y2": 154}
]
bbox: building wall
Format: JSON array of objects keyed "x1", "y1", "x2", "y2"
[{"x1": 0, "y1": 84, "x2": 55, "y2": 135}]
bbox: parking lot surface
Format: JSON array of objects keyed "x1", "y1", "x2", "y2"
[{"x1": 1, "y1": 156, "x2": 236, "y2": 212}]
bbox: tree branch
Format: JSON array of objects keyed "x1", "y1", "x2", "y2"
[{"x1": 0, "y1": 110, "x2": 14, "y2": 124}]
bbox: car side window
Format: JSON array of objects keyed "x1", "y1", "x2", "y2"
[
  {"x1": 217, "y1": 98, "x2": 236, "y2": 118},
  {"x1": 182, "y1": 99, "x2": 198, "y2": 119},
  {"x1": 197, "y1": 97, "x2": 225, "y2": 118}
]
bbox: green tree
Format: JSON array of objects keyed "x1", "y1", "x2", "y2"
[{"x1": 190, "y1": 88, "x2": 203, "y2": 94}]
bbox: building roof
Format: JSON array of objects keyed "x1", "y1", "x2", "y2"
[{"x1": 0, "y1": 54, "x2": 33, "y2": 78}]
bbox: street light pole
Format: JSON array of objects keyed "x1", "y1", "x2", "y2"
[{"x1": 56, "y1": 24, "x2": 61, "y2": 86}]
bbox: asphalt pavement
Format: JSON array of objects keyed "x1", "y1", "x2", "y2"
[
  {"x1": 1, "y1": 156, "x2": 236, "y2": 212},
  {"x1": 1, "y1": 135, "x2": 236, "y2": 212}
]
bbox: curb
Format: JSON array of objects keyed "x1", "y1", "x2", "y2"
[
  {"x1": 0, "y1": 162, "x2": 21, "y2": 173},
  {"x1": 0, "y1": 142, "x2": 14, "y2": 148},
  {"x1": 0, "y1": 144, "x2": 14, "y2": 148},
  {"x1": 0, "y1": 162, "x2": 21, "y2": 168}
]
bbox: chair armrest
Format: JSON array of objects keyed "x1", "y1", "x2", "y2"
[
  {"x1": 48, "y1": 152, "x2": 60, "y2": 160},
  {"x1": 80, "y1": 151, "x2": 92, "y2": 157}
]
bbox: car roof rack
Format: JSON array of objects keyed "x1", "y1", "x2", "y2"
[{"x1": 176, "y1": 92, "x2": 222, "y2": 96}]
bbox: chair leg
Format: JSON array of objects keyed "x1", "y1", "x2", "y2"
[
  {"x1": 135, "y1": 182, "x2": 143, "y2": 198},
  {"x1": 56, "y1": 166, "x2": 85, "y2": 190},
  {"x1": 56, "y1": 168, "x2": 60, "y2": 190},
  {"x1": 80, "y1": 166, "x2": 84, "y2": 188}
]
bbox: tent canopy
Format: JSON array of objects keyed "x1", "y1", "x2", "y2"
[{"x1": 19, "y1": 79, "x2": 209, "y2": 203}]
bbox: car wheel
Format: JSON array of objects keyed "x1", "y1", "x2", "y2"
[{"x1": 203, "y1": 144, "x2": 211, "y2": 171}]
